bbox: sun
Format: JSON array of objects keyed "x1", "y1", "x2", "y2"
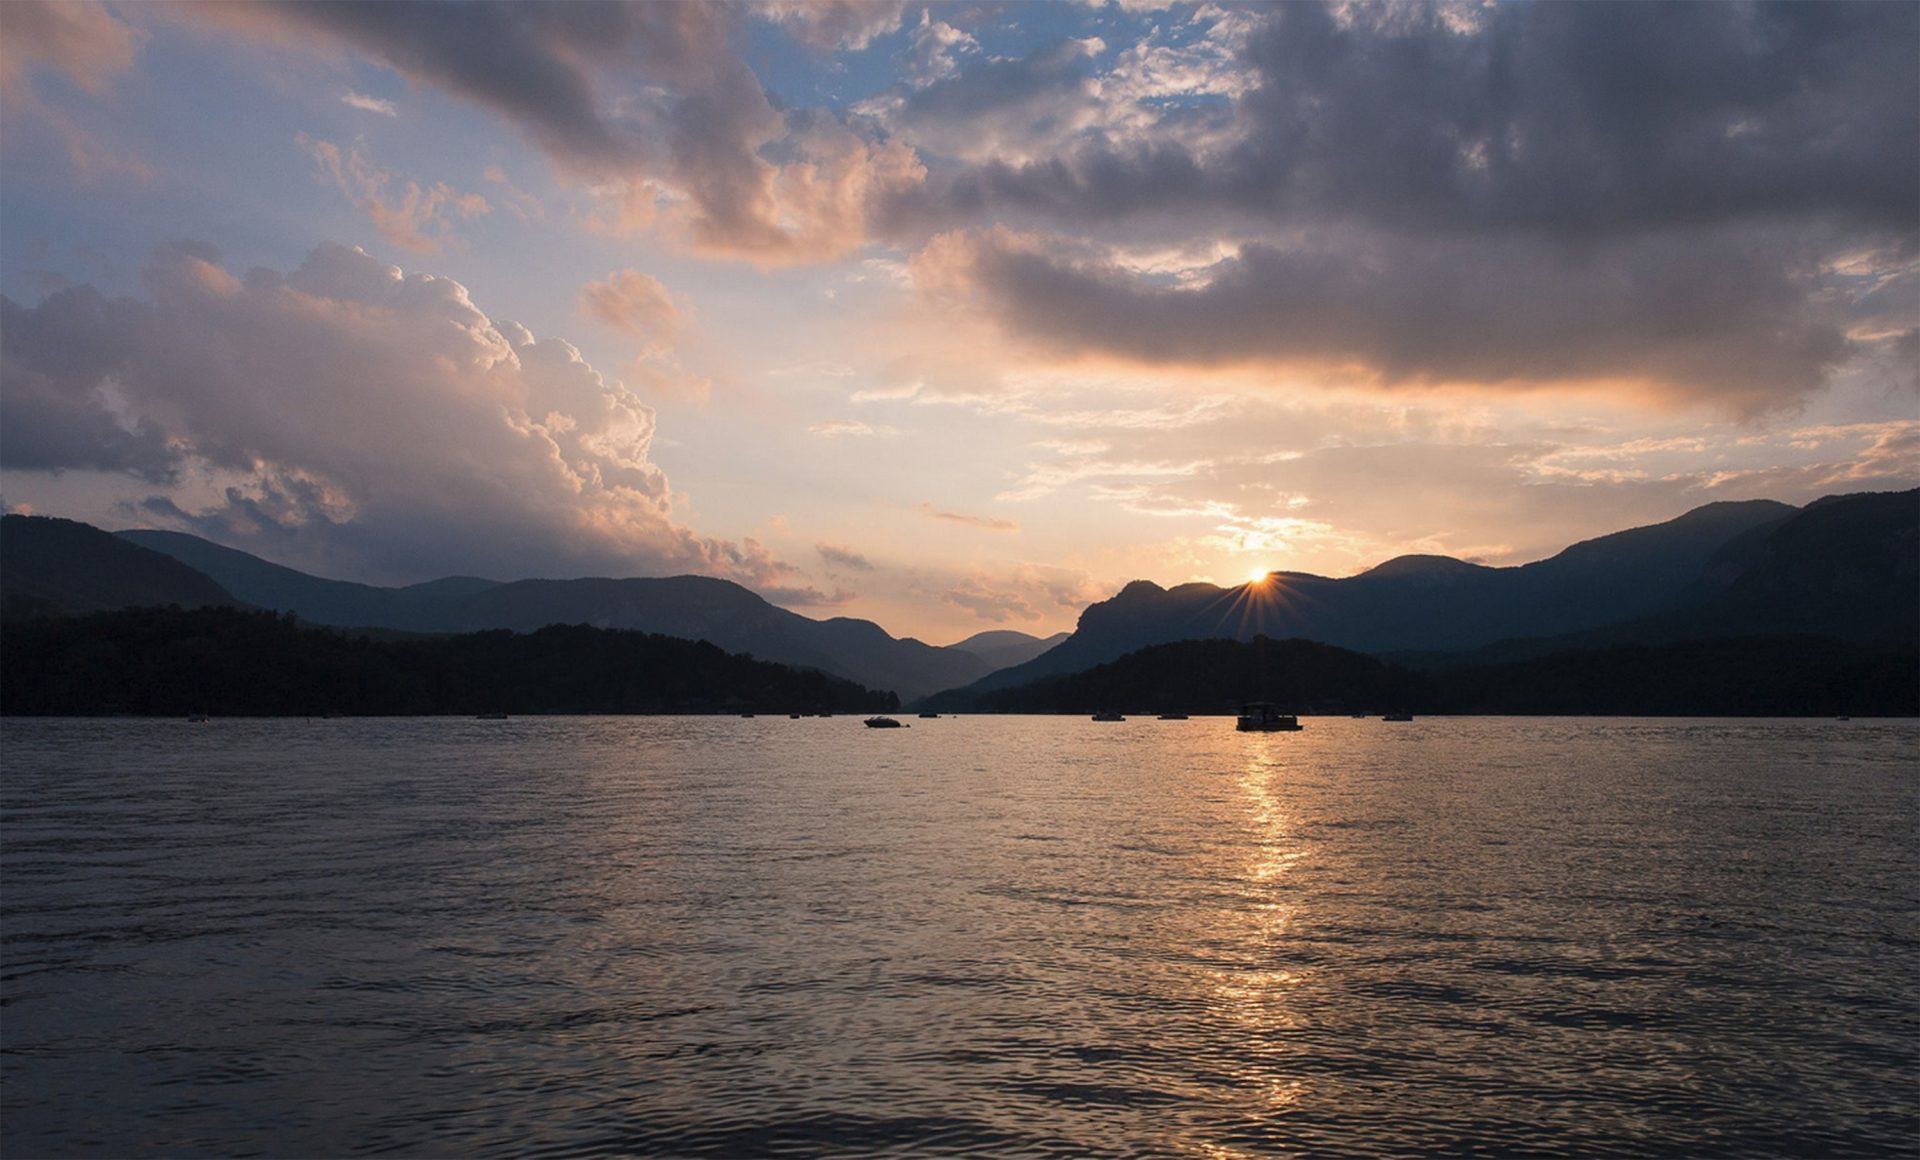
[{"x1": 1246, "y1": 568, "x2": 1270, "y2": 586}]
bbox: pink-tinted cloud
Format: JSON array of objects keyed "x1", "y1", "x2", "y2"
[
  {"x1": 301, "y1": 136, "x2": 490, "y2": 255},
  {"x1": 178, "y1": 2, "x2": 923, "y2": 264},
  {"x1": 754, "y1": 0, "x2": 906, "y2": 52},
  {"x1": 0, "y1": 241, "x2": 791, "y2": 586},
  {"x1": 0, "y1": 0, "x2": 142, "y2": 99},
  {"x1": 578, "y1": 269, "x2": 682, "y2": 347},
  {"x1": 816, "y1": 542, "x2": 875, "y2": 571},
  {"x1": 919, "y1": 502, "x2": 1017, "y2": 532}
]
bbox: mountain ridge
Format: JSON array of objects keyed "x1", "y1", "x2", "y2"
[
  {"x1": 114, "y1": 532, "x2": 989, "y2": 701},
  {"x1": 924, "y1": 494, "x2": 1902, "y2": 705}
]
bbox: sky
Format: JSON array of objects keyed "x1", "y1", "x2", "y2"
[{"x1": 1, "y1": 0, "x2": 1915, "y2": 644}]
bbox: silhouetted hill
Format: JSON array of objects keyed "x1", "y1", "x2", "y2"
[
  {"x1": 951, "y1": 633, "x2": 1915, "y2": 717},
  {"x1": 946, "y1": 629, "x2": 1072, "y2": 670},
  {"x1": 0, "y1": 606, "x2": 897, "y2": 717},
  {"x1": 946, "y1": 498, "x2": 1798, "y2": 699},
  {"x1": 116, "y1": 529, "x2": 989, "y2": 700},
  {"x1": 444, "y1": 575, "x2": 991, "y2": 701},
  {"x1": 1692, "y1": 489, "x2": 1917, "y2": 645},
  {"x1": 2, "y1": 516, "x2": 238, "y2": 619},
  {"x1": 1387, "y1": 489, "x2": 1920, "y2": 669},
  {"x1": 118, "y1": 529, "x2": 498, "y2": 629}
]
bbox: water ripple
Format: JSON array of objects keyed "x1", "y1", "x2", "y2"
[{"x1": 3, "y1": 715, "x2": 1916, "y2": 1156}]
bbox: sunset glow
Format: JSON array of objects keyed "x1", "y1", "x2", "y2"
[{"x1": 0, "y1": 1, "x2": 1912, "y2": 643}]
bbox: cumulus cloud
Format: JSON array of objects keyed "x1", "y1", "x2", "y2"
[
  {"x1": 301, "y1": 135, "x2": 490, "y2": 254},
  {"x1": 0, "y1": 241, "x2": 790, "y2": 585},
  {"x1": 896, "y1": 8, "x2": 980, "y2": 87}
]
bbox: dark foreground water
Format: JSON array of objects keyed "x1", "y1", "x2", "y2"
[{"x1": 4, "y1": 716, "x2": 1916, "y2": 1157}]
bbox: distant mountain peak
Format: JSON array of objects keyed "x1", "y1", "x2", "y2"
[
  {"x1": 1358, "y1": 554, "x2": 1486, "y2": 580},
  {"x1": 1115, "y1": 579, "x2": 1168, "y2": 600}
]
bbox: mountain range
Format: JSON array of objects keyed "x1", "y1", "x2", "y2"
[
  {"x1": 925, "y1": 489, "x2": 1917, "y2": 707},
  {"x1": 3, "y1": 487, "x2": 1913, "y2": 708}
]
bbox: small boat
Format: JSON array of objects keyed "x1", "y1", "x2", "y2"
[
  {"x1": 1157, "y1": 713, "x2": 1189, "y2": 720},
  {"x1": 186, "y1": 711, "x2": 209, "y2": 723},
  {"x1": 740, "y1": 712, "x2": 756, "y2": 718},
  {"x1": 789, "y1": 712, "x2": 803, "y2": 719},
  {"x1": 1382, "y1": 712, "x2": 1414, "y2": 722},
  {"x1": 475, "y1": 711, "x2": 508, "y2": 720},
  {"x1": 1091, "y1": 710, "x2": 1125, "y2": 722},
  {"x1": 918, "y1": 712, "x2": 940, "y2": 719},
  {"x1": 1236, "y1": 703, "x2": 1301, "y2": 732},
  {"x1": 864, "y1": 716, "x2": 905, "y2": 728}
]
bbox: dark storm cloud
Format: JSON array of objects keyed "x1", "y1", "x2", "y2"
[
  {"x1": 952, "y1": 224, "x2": 1849, "y2": 407},
  {"x1": 903, "y1": 1, "x2": 1917, "y2": 238},
  {"x1": 0, "y1": 287, "x2": 180, "y2": 482},
  {"x1": 886, "y1": 2, "x2": 1914, "y2": 408}
]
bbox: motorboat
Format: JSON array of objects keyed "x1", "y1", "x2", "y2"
[
  {"x1": 1236, "y1": 703, "x2": 1302, "y2": 732},
  {"x1": 1157, "y1": 713, "x2": 1189, "y2": 720},
  {"x1": 1382, "y1": 712, "x2": 1414, "y2": 722},
  {"x1": 1091, "y1": 710, "x2": 1125, "y2": 721},
  {"x1": 918, "y1": 712, "x2": 940, "y2": 719},
  {"x1": 864, "y1": 716, "x2": 905, "y2": 728}
]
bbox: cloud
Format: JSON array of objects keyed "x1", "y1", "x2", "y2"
[
  {"x1": 808, "y1": 419, "x2": 897, "y2": 437},
  {"x1": 0, "y1": 241, "x2": 792, "y2": 586},
  {"x1": 0, "y1": 0, "x2": 153, "y2": 182},
  {"x1": 938, "y1": 563, "x2": 1103, "y2": 624},
  {"x1": 754, "y1": 0, "x2": 906, "y2": 52},
  {"x1": 340, "y1": 90, "x2": 397, "y2": 116},
  {"x1": 905, "y1": 3, "x2": 1916, "y2": 238},
  {"x1": 816, "y1": 542, "x2": 875, "y2": 571},
  {"x1": 919, "y1": 502, "x2": 1017, "y2": 531},
  {"x1": 758, "y1": 583, "x2": 859, "y2": 608},
  {"x1": 932, "y1": 224, "x2": 1859, "y2": 410},
  {"x1": 577, "y1": 269, "x2": 683, "y2": 348},
  {"x1": 184, "y1": 2, "x2": 923, "y2": 263},
  {"x1": 0, "y1": 0, "x2": 142, "y2": 100},
  {"x1": 300, "y1": 135, "x2": 490, "y2": 254},
  {"x1": 871, "y1": 3, "x2": 1914, "y2": 411},
  {"x1": 896, "y1": 8, "x2": 980, "y2": 87},
  {"x1": 861, "y1": 35, "x2": 1110, "y2": 165}
]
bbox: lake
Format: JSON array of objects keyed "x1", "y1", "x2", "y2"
[{"x1": 3, "y1": 715, "x2": 1916, "y2": 1156}]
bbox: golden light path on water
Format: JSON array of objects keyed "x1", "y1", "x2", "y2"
[{"x1": 3, "y1": 715, "x2": 1915, "y2": 1156}]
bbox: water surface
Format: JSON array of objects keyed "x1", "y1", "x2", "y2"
[{"x1": 4, "y1": 716, "x2": 1916, "y2": 1156}]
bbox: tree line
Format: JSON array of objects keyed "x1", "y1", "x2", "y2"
[
  {"x1": 961, "y1": 634, "x2": 1918, "y2": 717},
  {"x1": 1, "y1": 606, "x2": 899, "y2": 716}
]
